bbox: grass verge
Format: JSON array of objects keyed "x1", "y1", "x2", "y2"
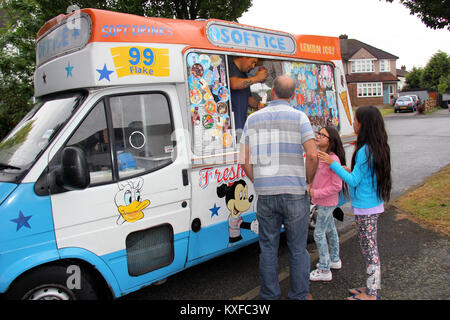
[
  {"x1": 353, "y1": 105, "x2": 394, "y2": 117},
  {"x1": 424, "y1": 106, "x2": 441, "y2": 115},
  {"x1": 394, "y1": 164, "x2": 450, "y2": 237},
  {"x1": 380, "y1": 108, "x2": 394, "y2": 117}
]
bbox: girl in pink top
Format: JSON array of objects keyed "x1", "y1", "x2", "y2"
[{"x1": 308, "y1": 127, "x2": 347, "y2": 282}]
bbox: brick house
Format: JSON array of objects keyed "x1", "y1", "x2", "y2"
[
  {"x1": 397, "y1": 65, "x2": 408, "y2": 91},
  {"x1": 339, "y1": 35, "x2": 399, "y2": 107}
]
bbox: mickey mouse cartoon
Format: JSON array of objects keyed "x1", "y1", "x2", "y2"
[{"x1": 217, "y1": 179, "x2": 258, "y2": 245}]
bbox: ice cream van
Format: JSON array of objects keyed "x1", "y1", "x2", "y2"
[{"x1": 0, "y1": 8, "x2": 355, "y2": 299}]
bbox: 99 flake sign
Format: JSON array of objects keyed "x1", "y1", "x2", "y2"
[{"x1": 110, "y1": 46, "x2": 170, "y2": 78}]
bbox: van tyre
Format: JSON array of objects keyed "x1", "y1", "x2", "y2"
[{"x1": 6, "y1": 264, "x2": 99, "y2": 300}]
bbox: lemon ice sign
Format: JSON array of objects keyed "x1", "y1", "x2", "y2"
[{"x1": 110, "y1": 46, "x2": 169, "y2": 78}]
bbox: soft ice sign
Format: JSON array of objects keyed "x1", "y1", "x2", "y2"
[
  {"x1": 36, "y1": 15, "x2": 91, "y2": 66},
  {"x1": 206, "y1": 21, "x2": 296, "y2": 55}
]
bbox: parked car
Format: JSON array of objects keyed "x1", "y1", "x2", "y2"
[
  {"x1": 394, "y1": 96, "x2": 416, "y2": 112},
  {"x1": 409, "y1": 95, "x2": 420, "y2": 108}
]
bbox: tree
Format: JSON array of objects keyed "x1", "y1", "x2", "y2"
[
  {"x1": 404, "y1": 66, "x2": 424, "y2": 89},
  {"x1": 437, "y1": 74, "x2": 450, "y2": 95},
  {"x1": 0, "y1": 0, "x2": 253, "y2": 139},
  {"x1": 422, "y1": 51, "x2": 450, "y2": 91},
  {"x1": 145, "y1": 0, "x2": 252, "y2": 21},
  {"x1": 403, "y1": 51, "x2": 450, "y2": 96},
  {"x1": 35, "y1": 0, "x2": 253, "y2": 20},
  {"x1": 384, "y1": 0, "x2": 450, "y2": 30},
  {"x1": 0, "y1": 0, "x2": 43, "y2": 139},
  {"x1": 36, "y1": 0, "x2": 150, "y2": 19}
]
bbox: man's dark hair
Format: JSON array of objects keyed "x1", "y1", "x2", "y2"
[{"x1": 273, "y1": 76, "x2": 295, "y2": 99}]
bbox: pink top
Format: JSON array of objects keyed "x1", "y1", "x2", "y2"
[{"x1": 311, "y1": 153, "x2": 342, "y2": 207}]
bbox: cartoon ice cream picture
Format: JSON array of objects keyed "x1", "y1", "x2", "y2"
[
  {"x1": 115, "y1": 177, "x2": 150, "y2": 224},
  {"x1": 339, "y1": 91, "x2": 352, "y2": 125}
]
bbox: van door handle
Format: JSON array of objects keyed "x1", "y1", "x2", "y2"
[{"x1": 182, "y1": 169, "x2": 189, "y2": 186}]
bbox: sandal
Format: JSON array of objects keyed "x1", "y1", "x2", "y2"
[
  {"x1": 347, "y1": 292, "x2": 380, "y2": 300},
  {"x1": 348, "y1": 287, "x2": 365, "y2": 295}
]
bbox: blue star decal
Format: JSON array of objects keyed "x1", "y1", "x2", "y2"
[
  {"x1": 209, "y1": 203, "x2": 221, "y2": 218},
  {"x1": 96, "y1": 64, "x2": 114, "y2": 81},
  {"x1": 65, "y1": 62, "x2": 74, "y2": 78},
  {"x1": 11, "y1": 211, "x2": 32, "y2": 231}
]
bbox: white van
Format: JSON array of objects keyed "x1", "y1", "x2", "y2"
[{"x1": 0, "y1": 8, "x2": 355, "y2": 299}]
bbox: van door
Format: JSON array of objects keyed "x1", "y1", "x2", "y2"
[{"x1": 48, "y1": 87, "x2": 191, "y2": 292}]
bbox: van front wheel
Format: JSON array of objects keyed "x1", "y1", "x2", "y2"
[{"x1": 6, "y1": 264, "x2": 99, "y2": 300}]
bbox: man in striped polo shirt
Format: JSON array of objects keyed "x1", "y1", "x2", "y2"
[{"x1": 239, "y1": 75, "x2": 318, "y2": 300}]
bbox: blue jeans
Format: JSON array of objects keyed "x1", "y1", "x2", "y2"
[
  {"x1": 257, "y1": 193, "x2": 310, "y2": 300},
  {"x1": 313, "y1": 205, "x2": 340, "y2": 271}
]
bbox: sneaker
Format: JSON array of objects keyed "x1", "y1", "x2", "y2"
[
  {"x1": 316, "y1": 259, "x2": 342, "y2": 270},
  {"x1": 310, "y1": 268, "x2": 332, "y2": 281},
  {"x1": 330, "y1": 259, "x2": 342, "y2": 270}
]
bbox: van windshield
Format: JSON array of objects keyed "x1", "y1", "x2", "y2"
[{"x1": 0, "y1": 93, "x2": 84, "y2": 182}]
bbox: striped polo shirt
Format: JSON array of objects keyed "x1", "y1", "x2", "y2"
[{"x1": 240, "y1": 99, "x2": 315, "y2": 195}]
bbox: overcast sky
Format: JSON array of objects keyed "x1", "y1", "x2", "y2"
[{"x1": 238, "y1": 0, "x2": 450, "y2": 70}]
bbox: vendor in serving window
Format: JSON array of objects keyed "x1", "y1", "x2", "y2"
[{"x1": 228, "y1": 56, "x2": 267, "y2": 132}]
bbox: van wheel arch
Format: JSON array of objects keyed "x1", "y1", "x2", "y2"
[{"x1": 6, "y1": 259, "x2": 113, "y2": 300}]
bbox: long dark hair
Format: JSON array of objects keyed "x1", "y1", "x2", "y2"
[
  {"x1": 323, "y1": 126, "x2": 349, "y2": 198},
  {"x1": 352, "y1": 106, "x2": 392, "y2": 202}
]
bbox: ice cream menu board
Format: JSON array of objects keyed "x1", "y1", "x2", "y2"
[
  {"x1": 187, "y1": 52, "x2": 233, "y2": 155},
  {"x1": 283, "y1": 62, "x2": 340, "y2": 133}
]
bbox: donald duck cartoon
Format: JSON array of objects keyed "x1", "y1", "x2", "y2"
[{"x1": 114, "y1": 177, "x2": 150, "y2": 224}]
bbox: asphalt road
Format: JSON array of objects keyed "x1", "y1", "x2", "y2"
[
  {"x1": 121, "y1": 108, "x2": 450, "y2": 300},
  {"x1": 385, "y1": 109, "x2": 450, "y2": 200}
]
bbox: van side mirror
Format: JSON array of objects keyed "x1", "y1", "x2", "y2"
[{"x1": 62, "y1": 146, "x2": 90, "y2": 190}]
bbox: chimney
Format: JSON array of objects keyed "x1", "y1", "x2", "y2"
[{"x1": 339, "y1": 34, "x2": 348, "y2": 58}]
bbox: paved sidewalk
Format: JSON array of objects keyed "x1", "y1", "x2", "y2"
[{"x1": 279, "y1": 205, "x2": 449, "y2": 300}]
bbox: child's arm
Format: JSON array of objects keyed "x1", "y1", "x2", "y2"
[
  {"x1": 313, "y1": 155, "x2": 343, "y2": 199},
  {"x1": 318, "y1": 148, "x2": 367, "y2": 187}
]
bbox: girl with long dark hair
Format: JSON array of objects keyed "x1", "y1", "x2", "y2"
[
  {"x1": 308, "y1": 126, "x2": 347, "y2": 282},
  {"x1": 318, "y1": 106, "x2": 392, "y2": 300}
]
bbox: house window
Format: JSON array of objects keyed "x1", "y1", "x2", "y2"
[
  {"x1": 357, "y1": 83, "x2": 383, "y2": 97},
  {"x1": 380, "y1": 59, "x2": 390, "y2": 72},
  {"x1": 350, "y1": 59, "x2": 374, "y2": 73}
]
